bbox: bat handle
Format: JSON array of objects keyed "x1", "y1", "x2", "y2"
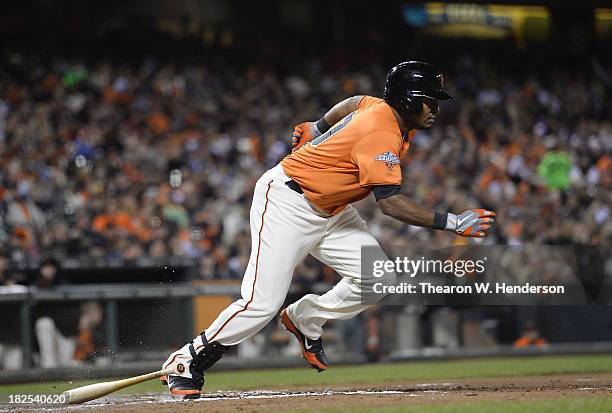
[{"x1": 62, "y1": 366, "x2": 178, "y2": 404}]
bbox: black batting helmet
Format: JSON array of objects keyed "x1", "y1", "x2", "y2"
[{"x1": 383, "y1": 61, "x2": 452, "y2": 120}]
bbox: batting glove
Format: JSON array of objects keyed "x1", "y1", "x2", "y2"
[
  {"x1": 446, "y1": 209, "x2": 496, "y2": 238},
  {"x1": 291, "y1": 121, "x2": 322, "y2": 152}
]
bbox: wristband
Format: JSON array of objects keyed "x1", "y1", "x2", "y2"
[
  {"x1": 432, "y1": 212, "x2": 448, "y2": 230},
  {"x1": 445, "y1": 212, "x2": 458, "y2": 231},
  {"x1": 315, "y1": 117, "x2": 331, "y2": 134}
]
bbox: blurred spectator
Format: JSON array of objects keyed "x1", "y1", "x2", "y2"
[
  {"x1": 0, "y1": 256, "x2": 26, "y2": 370},
  {"x1": 74, "y1": 301, "x2": 103, "y2": 363},
  {"x1": 33, "y1": 258, "x2": 81, "y2": 367},
  {"x1": 0, "y1": 339, "x2": 21, "y2": 370},
  {"x1": 364, "y1": 309, "x2": 382, "y2": 362},
  {"x1": 513, "y1": 320, "x2": 548, "y2": 349}
]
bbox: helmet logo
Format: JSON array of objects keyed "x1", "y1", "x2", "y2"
[{"x1": 437, "y1": 74, "x2": 444, "y2": 87}]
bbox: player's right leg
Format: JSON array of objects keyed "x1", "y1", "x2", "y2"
[{"x1": 161, "y1": 164, "x2": 326, "y2": 398}]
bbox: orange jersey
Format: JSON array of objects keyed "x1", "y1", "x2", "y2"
[{"x1": 281, "y1": 96, "x2": 415, "y2": 215}]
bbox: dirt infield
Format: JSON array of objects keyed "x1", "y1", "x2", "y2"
[{"x1": 5, "y1": 373, "x2": 612, "y2": 413}]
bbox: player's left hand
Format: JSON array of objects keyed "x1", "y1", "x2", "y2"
[
  {"x1": 292, "y1": 122, "x2": 319, "y2": 152},
  {"x1": 446, "y1": 209, "x2": 496, "y2": 238}
]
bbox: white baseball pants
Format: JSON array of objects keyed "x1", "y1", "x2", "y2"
[
  {"x1": 0, "y1": 344, "x2": 22, "y2": 370},
  {"x1": 35, "y1": 317, "x2": 77, "y2": 368},
  {"x1": 201, "y1": 164, "x2": 391, "y2": 345}
]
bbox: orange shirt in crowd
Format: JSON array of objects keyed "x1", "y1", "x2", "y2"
[
  {"x1": 282, "y1": 96, "x2": 415, "y2": 215},
  {"x1": 513, "y1": 335, "x2": 548, "y2": 348},
  {"x1": 93, "y1": 212, "x2": 136, "y2": 234}
]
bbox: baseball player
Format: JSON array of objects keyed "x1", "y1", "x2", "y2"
[{"x1": 161, "y1": 61, "x2": 496, "y2": 398}]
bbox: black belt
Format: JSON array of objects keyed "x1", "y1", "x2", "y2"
[{"x1": 285, "y1": 179, "x2": 304, "y2": 194}]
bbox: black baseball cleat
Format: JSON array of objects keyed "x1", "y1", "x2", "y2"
[
  {"x1": 166, "y1": 374, "x2": 203, "y2": 399},
  {"x1": 280, "y1": 309, "x2": 329, "y2": 372}
]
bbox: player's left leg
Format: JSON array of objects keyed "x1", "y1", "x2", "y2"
[{"x1": 284, "y1": 205, "x2": 394, "y2": 367}]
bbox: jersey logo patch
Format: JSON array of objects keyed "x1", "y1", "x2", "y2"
[{"x1": 375, "y1": 151, "x2": 401, "y2": 172}]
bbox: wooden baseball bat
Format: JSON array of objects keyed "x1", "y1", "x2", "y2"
[{"x1": 62, "y1": 367, "x2": 175, "y2": 404}]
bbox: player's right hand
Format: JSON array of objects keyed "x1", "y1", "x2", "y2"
[
  {"x1": 292, "y1": 121, "x2": 318, "y2": 152},
  {"x1": 446, "y1": 209, "x2": 496, "y2": 238}
]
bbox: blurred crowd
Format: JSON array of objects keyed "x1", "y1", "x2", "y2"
[
  {"x1": 0, "y1": 51, "x2": 610, "y2": 287},
  {"x1": 0, "y1": 47, "x2": 611, "y2": 370}
]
